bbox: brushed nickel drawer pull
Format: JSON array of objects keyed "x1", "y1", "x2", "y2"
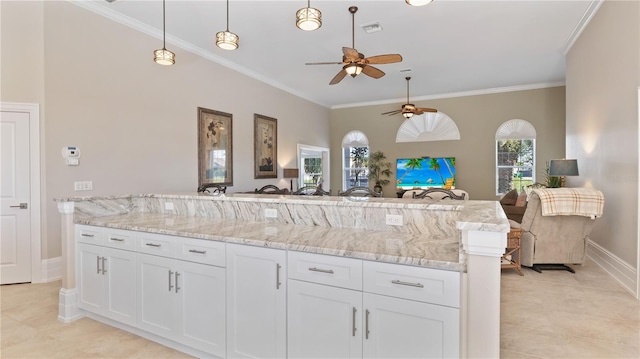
[
  {"x1": 145, "y1": 243, "x2": 161, "y2": 247},
  {"x1": 352, "y1": 307, "x2": 357, "y2": 337},
  {"x1": 308, "y1": 267, "x2": 335, "y2": 274},
  {"x1": 188, "y1": 249, "x2": 207, "y2": 254},
  {"x1": 168, "y1": 270, "x2": 174, "y2": 291},
  {"x1": 391, "y1": 279, "x2": 424, "y2": 288},
  {"x1": 82, "y1": 233, "x2": 95, "y2": 237},
  {"x1": 110, "y1": 237, "x2": 125, "y2": 242},
  {"x1": 175, "y1": 272, "x2": 180, "y2": 293},
  {"x1": 96, "y1": 256, "x2": 101, "y2": 274},
  {"x1": 101, "y1": 257, "x2": 107, "y2": 274},
  {"x1": 365, "y1": 309, "x2": 370, "y2": 339},
  {"x1": 276, "y1": 263, "x2": 282, "y2": 289}
]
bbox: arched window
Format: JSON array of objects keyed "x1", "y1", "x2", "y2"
[
  {"x1": 495, "y1": 119, "x2": 536, "y2": 195},
  {"x1": 341, "y1": 131, "x2": 369, "y2": 190}
]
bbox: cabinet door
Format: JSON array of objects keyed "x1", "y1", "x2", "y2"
[
  {"x1": 288, "y1": 279, "x2": 362, "y2": 359},
  {"x1": 226, "y1": 244, "x2": 286, "y2": 359},
  {"x1": 176, "y1": 260, "x2": 226, "y2": 358},
  {"x1": 363, "y1": 293, "x2": 459, "y2": 359},
  {"x1": 137, "y1": 253, "x2": 177, "y2": 338},
  {"x1": 77, "y1": 243, "x2": 105, "y2": 314},
  {"x1": 103, "y1": 247, "x2": 137, "y2": 326}
]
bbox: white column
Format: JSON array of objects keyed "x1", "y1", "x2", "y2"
[
  {"x1": 56, "y1": 201, "x2": 82, "y2": 323},
  {"x1": 461, "y1": 229, "x2": 507, "y2": 359}
]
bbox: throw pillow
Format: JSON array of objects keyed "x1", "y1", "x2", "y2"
[
  {"x1": 500, "y1": 189, "x2": 518, "y2": 206},
  {"x1": 515, "y1": 192, "x2": 527, "y2": 207}
]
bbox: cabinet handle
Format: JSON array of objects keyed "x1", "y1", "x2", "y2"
[
  {"x1": 352, "y1": 307, "x2": 357, "y2": 337},
  {"x1": 308, "y1": 267, "x2": 334, "y2": 274},
  {"x1": 391, "y1": 279, "x2": 424, "y2": 288},
  {"x1": 168, "y1": 270, "x2": 174, "y2": 291},
  {"x1": 188, "y1": 249, "x2": 207, "y2": 254},
  {"x1": 101, "y1": 257, "x2": 107, "y2": 274},
  {"x1": 175, "y1": 272, "x2": 180, "y2": 293},
  {"x1": 82, "y1": 233, "x2": 94, "y2": 237},
  {"x1": 145, "y1": 242, "x2": 161, "y2": 247},
  {"x1": 276, "y1": 263, "x2": 282, "y2": 289},
  {"x1": 365, "y1": 309, "x2": 370, "y2": 340},
  {"x1": 110, "y1": 237, "x2": 124, "y2": 242},
  {"x1": 96, "y1": 256, "x2": 101, "y2": 274}
]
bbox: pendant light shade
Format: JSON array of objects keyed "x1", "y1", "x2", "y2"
[
  {"x1": 402, "y1": 111, "x2": 414, "y2": 119},
  {"x1": 405, "y1": 0, "x2": 434, "y2": 6},
  {"x1": 154, "y1": 0, "x2": 175, "y2": 65},
  {"x1": 296, "y1": 0, "x2": 322, "y2": 31},
  {"x1": 344, "y1": 64, "x2": 363, "y2": 76},
  {"x1": 216, "y1": 0, "x2": 239, "y2": 50}
]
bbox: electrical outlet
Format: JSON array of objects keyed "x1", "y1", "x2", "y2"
[
  {"x1": 265, "y1": 208, "x2": 278, "y2": 218},
  {"x1": 83, "y1": 181, "x2": 93, "y2": 190},
  {"x1": 385, "y1": 214, "x2": 403, "y2": 226},
  {"x1": 74, "y1": 181, "x2": 83, "y2": 191},
  {"x1": 165, "y1": 202, "x2": 174, "y2": 211}
]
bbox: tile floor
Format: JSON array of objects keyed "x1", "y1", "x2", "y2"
[{"x1": 1, "y1": 259, "x2": 638, "y2": 358}]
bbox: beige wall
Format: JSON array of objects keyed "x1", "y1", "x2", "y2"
[
  {"x1": 330, "y1": 87, "x2": 567, "y2": 200},
  {"x1": 566, "y1": 0, "x2": 640, "y2": 267},
  {"x1": 2, "y1": 1, "x2": 330, "y2": 259}
]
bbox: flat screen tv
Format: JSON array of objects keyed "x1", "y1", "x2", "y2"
[{"x1": 396, "y1": 157, "x2": 456, "y2": 189}]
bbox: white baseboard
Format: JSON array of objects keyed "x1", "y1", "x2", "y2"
[
  {"x1": 41, "y1": 257, "x2": 62, "y2": 282},
  {"x1": 587, "y1": 239, "x2": 638, "y2": 298}
]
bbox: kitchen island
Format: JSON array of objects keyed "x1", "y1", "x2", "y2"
[{"x1": 56, "y1": 193, "x2": 509, "y2": 358}]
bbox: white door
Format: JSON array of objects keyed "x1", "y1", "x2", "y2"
[
  {"x1": 104, "y1": 247, "x2": 137, "y2": 326},
  {"x1": 226, "y1": 244, "x2": 287, "y2": 359},
  {"x1": 137, "y1": 253, "x2": 177, "y2": 338},
  {"x1": 288, "y1": 279, "x2": 362, "y2": 359},
  {"x1": 0, "y1": 110, "x2": 31, "y2": 284},
  {"x1": 363, "y1": 293, "x2": 460, "y2": 359},
  {"x1": 177, "y1": 260, "x2": 226, "y2": 357}
]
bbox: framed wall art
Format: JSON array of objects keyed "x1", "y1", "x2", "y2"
[
  {"x1": 198, "y1": 107, "x2": 233, "y2": 186},
  {"x1": 254, "y1": 113, "x2": 278, "y2": 179}
]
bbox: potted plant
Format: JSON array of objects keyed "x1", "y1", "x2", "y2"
[{"x1": 368, "y1": 150, "x2": 393, "y2": 194}]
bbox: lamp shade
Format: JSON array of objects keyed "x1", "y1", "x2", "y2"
[
  {"x1": 283, "y1": 168, "x2": 299, "y2": 178},
  {"x1": 548, "y1": 159, "x2": 579, "y2": 176},
  {"x1": 296, "y1": 7, "x2": 322, "y2": 31},
  {"x1": 405, "y1": 0, "x2": 434, "y2": 6}
]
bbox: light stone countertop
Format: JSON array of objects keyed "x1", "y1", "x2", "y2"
[{"x1": 76, "y1": 212, "x2": 465, "y2": 271}]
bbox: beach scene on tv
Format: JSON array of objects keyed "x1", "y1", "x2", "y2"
[{"x1": 396, "y1": 157, "x2": 456, "y2": 189}]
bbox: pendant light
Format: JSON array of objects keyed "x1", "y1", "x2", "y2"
[
  {"x1": 296, "y1": 0, "x2": 322, "y2": 31},
  {"x1": 216, "y1": 0, "x2": 239, "y2": 50},
  {"x1": 153, "y1": 0, "x2": 175, "y2": 65},
  {"x1": 405, "y1": 0, "x2": 434, "y2": 6}
]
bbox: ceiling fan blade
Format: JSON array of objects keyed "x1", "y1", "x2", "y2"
[
  {"x1": 365, "y1": 54, "x2": 403, "y2": 64},
  {"x1": 342, "y1": 47, "x2": 360, "y2": 61},
  {"x1": 361, "y1": 65, "x2": 385, "y2": 79},
  {"x1": 381, "y1": 109, "x2": 402, "y2": 116},
  {"x1": 306, "y1": 61, "x2": 344, "y2": 65},
  {"x1": 416, "y1": 107, "x2": 438, "y2": 113},
  {"x1": 329, "y1": 69, "x2": 348, "y2": 85}
]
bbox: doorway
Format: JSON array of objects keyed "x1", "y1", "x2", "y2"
[
  {"x1": 0, "y1": 102, "x2": 41, "y2": 284},
  {"x1": 297, "y1": 144, "x2": 330, "y2": 193}
]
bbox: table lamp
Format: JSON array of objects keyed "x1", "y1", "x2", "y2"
[
  {"x1": 548, "y1": 159, "x2": 579, "y2": 187},
  {"x1": 283, "y1": 168, "x2": 299, "y2": 191}
]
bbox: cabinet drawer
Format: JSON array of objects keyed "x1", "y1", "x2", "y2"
[
  {"x1": 76, "y1": 225, "x2": 105, "y2": 245},
  {"x1": 288, "y1": 251, "x2": 362, "y2": 290},
  {"x1": 363, "y1": 261, "x2": 460, "y2": 308},
  {"x1": 137, "y1": 232, "x2": 176, "y2": 258},
  {"x1": 176, "y1": 237, "x2": 225, "y2": 267},
  {"x1": 104, "y1": 228, "x2": 136, "y2": 250}
]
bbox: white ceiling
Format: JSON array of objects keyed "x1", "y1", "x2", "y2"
[{"x1": 78, "y1": 0, "x2": 599, "y2": 108}]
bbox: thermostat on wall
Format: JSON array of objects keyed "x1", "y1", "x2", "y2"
[{"x1": 62, "y1": 146, "x2": 81, "y2": 166}]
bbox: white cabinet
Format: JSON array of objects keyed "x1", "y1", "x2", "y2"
[
  {"x1": 137, "y1": 252, "x2": 226, "y2": 358},
  {"x1": 77, "y1": 242, "x2": 137, "y2": 326},
  {"x1": 362, "y1": 293, "x2": 459, "y2": 359},
  {"x1": 288, "y1": 279, "x2": 362, "y2": 359},
  {"x1": 226, "y1": 244, "x2": 286, "y2": 359}
]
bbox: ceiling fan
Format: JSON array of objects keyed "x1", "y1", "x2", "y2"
[
  {"x1": 305, "y1": 6, "x2": 402, "y2": 85},
  {"x1": 381, "y1": 77, "x2": 437, "y2": 118}
]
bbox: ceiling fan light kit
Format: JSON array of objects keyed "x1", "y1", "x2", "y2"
[
  {"x1": 216, "y1": 0, "x2": 239, "y2": 50},
  {"x1": 296, "y1": 0, "x2": 322, "y2": 31},
  {"x1": 345, "y1": 64, "x2": 363, "y2": 76},
  {"x1": 153, "y1": 0, "x2": 175, "y2": 65},
  {"x1": 405, "y1": 0, "x2": 434, "y2": 6}
]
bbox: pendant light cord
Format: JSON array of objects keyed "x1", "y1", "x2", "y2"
[
  {"x1": 226, "y1": 0, "x2": 230, "y2": 31},
  {"x1": 162, "y1": 0, "x2": 166, "y2": 48}
]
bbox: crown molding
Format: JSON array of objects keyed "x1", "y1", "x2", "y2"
[
  {"x1": 563, "y1": 0, "x2": 604, "y2": 55},
  {"x1": 68, "y1": 0, "x2": 329, "y2": 108},
  {"x1": 332, "y1": 81, "x2": 566, "y2": 110}
]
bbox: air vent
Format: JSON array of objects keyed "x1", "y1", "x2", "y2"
[
  {"x1": 399, "y1": 68, "x2": 413, "y2": 73},
  {"x1": 361, "y1": 22, "x2": 383, "y2": 34}
]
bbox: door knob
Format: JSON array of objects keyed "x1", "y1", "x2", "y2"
[{"x1": 9, "y1": 203, "x2": 28, "y2": 209}]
